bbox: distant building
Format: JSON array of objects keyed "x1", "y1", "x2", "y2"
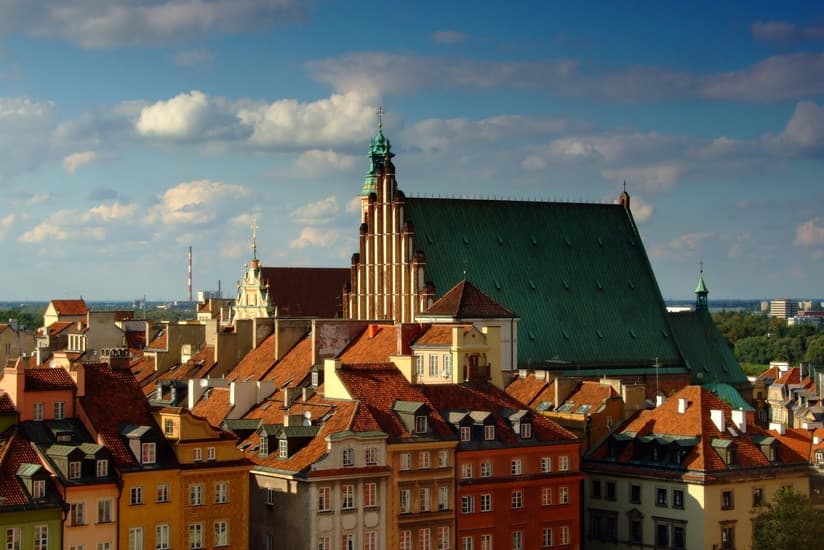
[{"x1": 769, "y1": 298, "x2": 798, "y2": 319}]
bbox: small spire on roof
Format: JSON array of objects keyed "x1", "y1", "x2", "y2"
[
  {"x1": 251, "y1": 218, "x2": 258, "y2": 260},
  {"x1": 377, "y1": 105, "x2": 384, "y2": 130}
]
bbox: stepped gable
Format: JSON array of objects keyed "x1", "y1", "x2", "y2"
[
  {"x1": 421, "y1": 382, "x2": 577, "y2": 442},
  {"x1": 424, "y1": 279, "x2": 516, "y2": 319},
  {"x1": 261, "y1": 267, "x2": 349, "y2": 318},
  {"x1": 24, "y1": 367, "x2": 75, "y2": 391},
  {"x1": 404, "y1": 197, "x2": 684, "y2": 370}
]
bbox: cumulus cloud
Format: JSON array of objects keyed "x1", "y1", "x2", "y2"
[
  {"x1": 701, "y1": 53, "x2": 824, "y2": 102},
  {"x1": 0, "y1": 0, "x2": 306, "y2": 48},
  {"x1": 136, "y1": 91, "x2": 244, "y2": 141},
  {"x1": 771, "y1": 101, "x2": 824, "y2": 155},
  {"x1": 430, "y1": 30, "x2": 468, "y2": 44},
  {"x1": 291, "y1": 150, "x2": 357, "y2": 178},
  {"x1": 146, "y1": 180, "x2": 250, "y2": 225},
  {"x1": 63, "y1": 151, "x2": 98, "y2": 173},
  {"x1": 0, "y1": 213, "x2": 21, "y2": 240},
  {"x1": 289, "y1": 227, "x2": 339, "y2": 249},
  {"x1": 628, "y1": 195, "x2": 653, "y2": 224},
  {"x1": 795, "y1": 218, "x2": 824, "y2": 246},
  {"x1": 290, "y1": 196, "x2": 341, "y2": 226},
  {"x1": 0, "y1": 97, "x2": 55, "y2": 185},
  {"x1": 19, "y1": 209, "x2": 106, "y2": 243}
]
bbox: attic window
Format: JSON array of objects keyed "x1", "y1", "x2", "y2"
[
  {"x1": 661, "y1": 329, "x2": 668, "y2": 338},
  {"x1": 564, "y1": 236, "x2": 571, "y2": 246},
  {"x1": 463, "y1": 236, "x2": 469, "y2": 245},
  {"x1": 563, "y1": 280, "x2": 570, "y2": 290},
  {"x1": 562, "y1": 331, "x2": 570, "y2": 340},
  {"x1": 527, "y1": 331, "x2": 535, "y2": 341},
  {"x1": 629, "y1": 329, "x2": 637, "y2": 339},
  {"x1": 415, "y1": 415, "x2": 429, "y2": 434},
  {"x1": 596, "y1": 330, "x2": 604, "y2": 339},
  {"x1": 494, "y1": 280, "x2": 501, "y2": 290},
  {"x1": 278, "y1": 439, "x2": 288, "y2": 459},
  {"x1": 597, "y1": 237, "x2": 604, "y2": 246},
  {"x1": 530, "y1": 235, "x2": 537, "y2": 246},
  {"x1": 520, "y1": 422, "x2": 532, "y2": 439},
  {"x1": 595, "y1": 280, "x2": 603, "y2": 290},
  {"x1": 497, "y1": 235, "x2": 504, "y2": 246},
  {"x1": 628, "y1": 281, "x2": 636, "y2": 290},
  {"x1": 426, "y1": 235, "x2": 434, "y2": 244},
  {"x1": 529, "y1": 280, "x2": 536, "y2": 290}
]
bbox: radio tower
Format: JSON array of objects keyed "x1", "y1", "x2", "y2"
[{"x1": 188, "y1": 245, "x2": 193, "y2": 302}]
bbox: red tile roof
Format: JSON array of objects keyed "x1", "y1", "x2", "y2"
[
  {"x1": 0, "y1": 392, "x2": 16, "y2": 414},
  {"x1": 337, "y1": 324, "x2": 400, "y2": 363},
  {"x1": 50, "y1": 299, "x2": 88, "y2": 316},
  {"x1": 423, "y1": 279, "x2": 516, "y2": 319},
  {"x1": 562, "y1": 381, "x2": 619, "y2": 409},
  {"x1": 24, "y1": 368, "x2": 76, "y2": 391},
  {"x1": 125, "y1": 330, "x2": 146, "y2": 350},
  {"x1": 412, "y1": 324, "x2": 467, "y2": 346},
  {"x1": 228, "y1": 333, "x2": 279, "y2": 382},
  {"x1": 130, "y1": 356, "x2": 157, "y2": 386},
  {"x1": 757, "y1": 366, "x2": 780, "y2": 381},
  {"x1": 505, "y1": 374, "x2": 552, "y2": 408},
  {"x1": 191, "y1": 387, "x2": 232, "y2": 428},
  {"x1": 142, "y1": 345, "x2": 217, "y2": 396},
  {"x1": 0, "y1": 429, "x2": 47, "y2": 508},
  {"x1": 48, "y1": 321, "x2": 75, "y2": 336},
  {"x1": 261, "y1": 267, "x2": 350, "y2": 318},
  {"x1": 145, "y1": 329, "x2": 168, "y2": 350},
  {"x1": 776, "y1": 367, "x2": 801, "y2": 385}
]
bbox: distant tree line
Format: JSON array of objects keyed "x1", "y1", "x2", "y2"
[
  {"x1": 0, "y1": 308, "x2": 43, "y2": 331},
  {"x1": 713, "y1": 311, "x2": 824, "y2": 366}
]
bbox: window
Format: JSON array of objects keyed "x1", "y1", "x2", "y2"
[
  {"x1": 318, "y1": 486, "x2": 331, "y2": 512},
  {"x1": 400, "y1": 531, "x2": 412, "y2": 550},
  {"x1": 420, "y1": 451, "x2": 431, "y2": 469},
  {"x1": 429, "y1": 355, "x2": 438, "y2": 376},
  {"x1": 164, "y1": 419, "x2": 174, "y2": 435},
  {"x1": 98, "y1": 544, "x2": 112, "y2": 550},
  {"x1": 130, "y1": 486, "x2": 143, "y2": 505},
  {"x1": 342, "y1": 447, "x2": 354, "y2": 466},
  {"x1": 215, "y1": 482, "x2": 228, "y2": 504},
  {"x1": 721, "y1": 525, "x2": 734, "y2": 550},
  {"x1": 559, "y1": 486, "x2": 569, "y2": 504},
  {"x1": 207, "y1": 447, "x2": 216, "y2": 461},
  {"x1": 520, "y1": 422, "x2": 532, "y2": 439},
  {"x1": 317, "y1": 536, "x2": 330, "y2": 550},
  {"x1": 443, "y1": 354, "x2": 452, "y2": 377},
  {"x1": 277, "y1": 438, "x2": 290, "y2": 459},
  {"x1": 415, "y1": 415, "x2": 429, "y2": 434},
  {"x1": 193, "y1": 448, "x2": 203, "y2": 462},
  {"x1": 419, "y1": 487, "x2": 431, "y2": 512},
  {"x1": 341, "y1": 484, "x2": 355, "y2": 510},
  {"x1": 155, "y1": 525, "x2": 170, "y2": 550},
  {"x1": 606, "y1": 481, "x2": 617, "y2": 501},
  {"x1": 630, "y1": 519, "x2": 643, "y2": 544},
  {"x1": 480, "y1": 461, "x2": 492, "y2": 477},
  {"x1": 674, "y1": 525, "x2": 686, "y2": 550},
  {"x1": 365, "y1": 447, "x2": 378, "y2": 465},
  {"x1": 259, "y1": 435, "x2": 268, "y2": 456},
  {"x1": 69, "y1": 460, "x2": 81, "y2": 480},
  {"x1": 33, "y1": 479, "x2": 46, "y2": 499},
  {"x1": 70, "y1": 503, "x2": 86, "y2": 526},
  {"x1": 437, "y1": 526, "x2": 450, "y2": 550},
  {"x1": 461, "y1": 495, "x2": 475, "y2": 514},
  {"x1": 141, "y1": 442, "x2": 156, "y2": 464},
  {"x1": 542, "y1": 528, "x2": 553, "y2": 548},
  {"x1": 511, "y1": 459, "x2": 522, "y2": 476},
  {"x1": 214, "y1": 521, "x2": 228, "y2": 547},
  {"x1": 266, "y1": 487, "x2": 276, "y2": 506},
  {"x1": 96, "y1": 459, "x2": 108, "y2": 478},
  {"x1": 416, "y1": 355, "x2": 424, "y2": 376},
  {"x1": 461, "y1": 463, "x2": 473, "y2": 479},
  {"x1": 480, "y1": 493, "x2": 492, "y2": 512},
  {"x1": 156, "y1": 483, "x2": 169, "y2": 503},
  {"x1": 460, "y1": 426, "x2": 471, "y2": 442},
  {"x1": 401, "y1": 453, "x2": 412, "y2": 470},
  {"x1": 311, "y1": 370, "x2": 319, "y2": 387},
  {"x1": 462, "y1": 537, "x2": 473, "y2": 550},
  {"x1": 540, "y1": 456, "x2": 551, "y2": 473},
  {"x1": 591, "y1": 479, "x2": 602, "y2": 499},
  {"x1": 419, "y1": 528, "x2": 431, "y2": 550},
  {"x1": 656, "y1": 487, "x2": 668, "y2": 506},
  {"x1": 400, "y1": 489, "x2": 411, "y2": 513},
  {"x1": 128, "y1": 528, "x2": 142, "y2": 550},
  {"x1": 630, "y1": 483, "x2": 641, "y2": 504},
  {"x1": 656, "y1": 523, "x2": 670, "y2": 548},
  {"x1": 97, "y1": 499, "x2": 112, "y2": 523},
  {"x1": 189, "y1": 484, "x2": 203, "y2": 506},
  {"x1": 33, "y1": 526, "x2": 48, "y2": 550},
  {"x1": 54, "y1": 401, "x2": 65, "y2": 420},
  {"x1": 189, "y1": 523, "x2": 203, "y2": 549},
  {"x1": 560, "y1": 526, "x2": 570, "y2": 545},
  {"x1": 33, "y1": 402, "x2": 44, "y2": 421},
  {"x1": 512, "y1": 531, "x2": 523, "y2": 550},
  {"x1": 753, "y1": 487, "x2": 764, "y2": 507},
  {"x1": 480, "y1": 535, "x2": 492, "y2": 550},
  {"x1": 673, "y1": 489, "x2": 684, "y2": 509},
  {"x1": 559, "y1": 455, "x2": 569, "y2": 471},
  {"x1": 511, "y1": 490, "x2": 523, "y2": 509},
  {"x1": 721, "y1": 490, "x2": 734, "y2": 510},
  {"x1": 541, "y1": 487, "x2": 552, "y2": 506},
  {"x1": 6, "y1": 527, "x2": 21, "y2": 550},
  {"x1": 438, "y1": 450, "x2": 449, "y2": 468},
  {"x1": 438, "y1": 485, "x2": 449, "y2": 511},
  {"x1": 365, "y1": 482, "x2": 377, "y2": 507},
  {"x1": 365, "y1": 531, "x2": 377, "y2": 550}
]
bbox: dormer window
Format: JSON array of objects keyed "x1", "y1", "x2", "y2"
[
  {"x1": 343, "y1": 448, "x2": 355, "y2": 466},
  {"x1": 520, "y1": 422, "x2": 532, "y2": 439},
  {"x1": 460, "y1": 426, "x2": 471, "y2": 442},
  {"x1": 68, "y1": 461, "x2": 81, "y2": 480},
  {"x1": 33, "y1": 479, "x2": 46, "y2": 499},
  {"x1": 259, "y1": 436, "x2": 269, "y2": 457},
  {"x1": 484, "y1": 425, "x2": 496, "y2": 441},
  {"x1": 278, "y1": 439, "x2": 288, "y2": 459},
  {"x1": 141, "y1": 442, "x2": 156, "y2": 465},
  {"x1": 311, "y1": 371, "x2": 319, "y2": 387},
  {"x1": 96, "y1": 459, "x2": 108, "y2": 478},
  {"x1": 164, "y1": 419, "x2": 174, "y2": 436},
  {"x1": 415, "y1": 415, "x2": 429, "y2": 434},
  {"x1": 193, "y1": 448, "x2": 202, "y2": 462}
]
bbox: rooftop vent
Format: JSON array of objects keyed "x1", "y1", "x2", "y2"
[{"x1": 710, "y1": 409, "x2": 725, "y2": 432}]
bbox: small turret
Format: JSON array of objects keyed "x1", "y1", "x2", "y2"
[
  {"x1": 695, "y1": 262, "x2": 709, "y2": 311},
  {"x1": 619, "y1": 180, "x2": 631, "y2": 210}
]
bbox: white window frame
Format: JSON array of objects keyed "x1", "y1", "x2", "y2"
[
  {"x1": 193, "y1": 448, "x2": 202, "y2": 462},
  {"x1": 54, "y1": 401, "x2": 65, "y2": 420},
  {"x1": 214, "y1": 520, "x2": 228, "y2": 547},
  {"x1": 480, "y1": 535, "x2": 492, "y2": 550},
  {"x1": 127, "y1": 527, "x2": 142, "y2": 550},
  {"x1": 207, "y1": 446, "x2": 216, "y2": 461},
  {"x1": 278, "y1": 439, "x2": 288, "y2": 459},
  {"x1": 438, "y1": 485, "x2": 449, "y2": 511},
  {"x1": 155, "y1": 524, "x2": 170, "y2": 550},
  {"x1": 141, "y1": 442, "x2": 156, "y2": 465},
  {"x1": 365, "y1": 447, "x2": 378, "y2": 465},
  {"x1": 341, "y1": 484, "x2": 355, "y2": 510},
  {"x1": 189, "y1": 523, "x2": 203, "y2": 550},
  {"x1": 400, "y1": 452, "x2": 412, "y2": 470},
  {"x1": 130, "y1": 486, "x2": 143, "y2": 505},
  {"x1": 437, "y1": 526, "x2": 450, "y2": 550},
  {"x1": 559, "y1": 455, "x2": 569, "y2": 471},
  {"x1": 484, "y1": 425, "x2": 495, "y2": 440},
  {"x1": 419, "y1": 451, "x2": 431, "y2": 469},
  {"x1": 156, "y1": 483, "x2": 169, "y2": 503},
  {"x1": 400, "y1": 488, "x2": 411, "y2": 513},
  {"x1": 419, "y1": 528, "x2": 431, "y2": 550},
  {"x1": 365, "y1": 482, "x2": 377, "y2": 508},
  {"x1": 511, "y1": 458, "x2": 522, "y2": 476},
  {"x1": 96, "y1": 459, "x2": 108, "y2": 478},
  {"x1": 32, "y1": 479, "x2": 46, "y2": 499},
  {"x1": 189, "y1": 484, "x2": 203, "y2": 506},
  {"x1": 560, "y1": 526, "x2": 570, "y2": 545},
  {"x1": 266, "y1": 487, "x2": 276, "y2": 506},
  {"x1": 541, "y1": 486, "x2": 552, "y2": 506},
  {"x1": 70, "y1": 502, "x2": 85, "y2": 526},
  {"x1": 318, "y1": 486, "x2": 331, "y2": 512},
  {"x1": 461, "y1": 462, "x2": 473, "y2": 479},
  {"x1": 511, "y1": 489, "x2": 523, "y2": 509},
  {"x1": 512, "y1": 531, "x2": 523, "y2": 550},
  {"x1": 6, "y1": 527, "x2": 21, "y2": 550},
  {"x1": 541, "y1": 456, "x2": 552, "y2": 472},
  {"x1": 520, "y1": 422, "x2": 532, "y2": 439},
  {"x1": 560, "y1": 486, "x2": 569, "y2": 504},
  {"x1": 461, "y1": 495, "x2": 474, "y2": 514},
  {"x1": 419, "y1": 487, "x2": 431, "y2": 512},
  {"x1": 164, "y1": 419, "x2": 174, "y2": 435},
  {"x1": 438, "y1": 450, "x2": 449, "y2": 468},
  {"x1": 97, "y1": 499, "x2": 112, "y2": 523},
  {"x1": 342, "y1": 447, "x2": 354, "y2": 466},
  {"x1": 460, "y1": 426, "x2": 471, "y2": 441},
  {"x1": 542, "y1": 528, "x2": 553, "y2": 548},
  {"x1": 69, "y1": 460, "x2": 82, "y2": 480},
  {"x1": 429, "y1": 355, "x2": 438, "y2": 377},
  {"x1": 415, "y1": 415, "x2": 429, "y2": 434},
  {"x1": 400, "y1": 531, "x2": 412, "y2": 550},
  {"x1": 480, "y1": 461, "x2": 492, "y2": 477},
  {"x1": 33, "y1": 402, "x2": 44, "y2": 421},
  {"x1": 215, "y1": 481, "x2": 228, "y2": 504},
  {"x1": 480, "y1": 493, "x2": 492, "y2": 512}
]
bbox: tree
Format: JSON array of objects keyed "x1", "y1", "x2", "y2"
[
  {"x1": 752, "y1": 487, "x2": 824, "y2": 550},
  {"x1": 805, "y1": 335, "x2": 824, "y2": 366}
]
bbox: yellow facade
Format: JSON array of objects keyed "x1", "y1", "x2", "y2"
[{"x1": 118, "y1": 469, "x2": 181, "y2": 550}]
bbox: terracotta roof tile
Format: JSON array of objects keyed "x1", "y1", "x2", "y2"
[
  {"x1": 228, "y1": 333, "x2": 278, "y2": 382},
  {"x1": 505, "y1": 374, "x2": 552, "y2": 408},
  {"x1": 145, "y1": 330, "x2": 168, "y2": 350},
  {"x1": 263, "y1": 336, "x2": 313, "y2": 387},
  {"x1": 0, "y1": 392, "x2": 16, "y2": 414},
  {"x1": 24, "y1": 368, "x2": 76, "y2": 391},
  {"x1": 125, "y1": 330, "x2": 146, "y2": 350},
  {"x1": 142, "y1": 346, "x2": 217, "y2": 396},
  {"x1": 561, "y1": 381, "x2": 619, "y2": 409},
  {"x1": 776, "y1": 367, "x2": 801, "y2": 385},
  {"x1": 130, "y1": 356, "x2": 156, "y2": 386},
  {"x1": 191, "y1": 387, "x2": 232, "y2": 428},
  {"x1": 261, "y1": 267, "x2": 349, "y2": 318},
  {"x1": 0, "y1": 429, "x2": 48, "y2": 508},
  {"x1": 424, "y1": 279, "x2": 516, "y2": 319},
  {"x1": 48, "y1": 321, "x2": 74, "y2": 336},
  {"x1": 337, "y1": 325, "x2": 399, "y2": 363},
  {"x1": 757, "y1": 366, "x2": 780, "y2": 381},
  {"x1": 50, "y1": 299, "x2": 88, "y2": 316},
  {"x1": 412, "y1": 324, "x2": 469, "y2": 347}
]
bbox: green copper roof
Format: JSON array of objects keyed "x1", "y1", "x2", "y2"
[
  {"x1": 704, "y1": 382, "x2": 755, "y2": 412},
  {"x1": 361, "y1": 126, "x2": 394, "y2": 196},
  {"x1": 404, "y1": 197, "x2": 684, "y2": 368},
  {"x1": 668, "y1": 309, "x2": 749, "y2": 386},
  {"x1": 695, "y1": 274, "x2": 708, "y2": 294}
]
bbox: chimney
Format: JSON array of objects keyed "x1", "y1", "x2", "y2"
[
  {"x1": 813, "y1": 435, "x2": 821, "y2": 445},
  {"x1": 769, "y1": 422, "x2": 786, "y2": 435},
  {"x1": 677, "y1": 398, "x2": 688, "y2": 414},
  {"x1": 731, "y1": 409, "x2": 747, "y2": 433},
  {"x1": 367, "y1": 324, "x2": 381, "y2": 339},
  {"x1": 710, "y1": 409, "x2": 725, "y2": 432},
  {"x1": 656, "y1": 394, "x2": 666, "y2": 407}
]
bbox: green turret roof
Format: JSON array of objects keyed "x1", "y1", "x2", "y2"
[
  {"x1": 695, "y1": 273, "x2": 708, "y2": 294},
  {"x1": 361, "y1": 124, "x2": 394, "y2": 196}
]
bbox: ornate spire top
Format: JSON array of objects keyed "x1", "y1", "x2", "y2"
[
  {"x1": 251, "y1": 218, "x2": 258, "y2": 260},
  {"x1": 377, "y1": 105, "x2": 384, "y2": 130},
  {"x1": 361, "y1": 106, "x2": 393, "y2": 196},
  {"x1": 695, "y1": 261, "x2": 709, "y2": 310}
]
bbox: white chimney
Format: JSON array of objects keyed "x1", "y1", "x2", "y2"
[
  {"x1": 677, "y1": 398, "x2": 688, "y2": 414},
  {"x1": 710, "y1": 409, "x2": 725, "y2": 432},
  {"x1": 769, "y1": 422, "x2": 786, "y2": 435},
  {"x1": 656, "y1": 394, "x2": 666, "y2": 407},
  {"x1": 814, "y1": 436, "x2": 821, "y2": 445},
  {"x1": 731, "y1": 409, "x2": 747, "y2": 433}
]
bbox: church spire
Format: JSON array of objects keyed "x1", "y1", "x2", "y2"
[
  {"x1": 361, "y1": 105, "x2": 393, "y2": 197},
  {"x1": 695, "y1": 261, "x2": 709, "y2": 311},
  {"x1": 250, "y1": 218, "x2": 258, "y2": 261}
]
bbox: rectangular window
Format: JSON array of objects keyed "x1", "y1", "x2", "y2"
[
  {"x1": 266, "y1": 487, "x2": 276, "y2": 506},
  {"x1": 215, "y1": 481, "x2": 228, "y2": 504},
  {"x1": 460, "y1": 426, "x2": 471, "y2": 441},
  {"x1": 207, "y1": 447, "x2": 216, "y2": 461},
  {"x1": 438, "y1": 450, "x2": 449, "y2": 468},
  {"x1": 419, "y1": 487, "x2": 431, "y2": 512},
  {"x1": 193, "y1": 448, "x2": 202, "y2": 462},
  {"x1": 365, "y1": 531, "x2": 377, "y2": 550},
  {"x1": 673, "y1": 489, "x2": 684, "y2": 509},
  {"x1": 656, "y1": 487, "x2": 668, "y2": 507},
  {"x1": 400, "y1": 531, "x2": 412, "y2": 550},
  {"x1": 656, "y1": 523, "x2": 669, "y2": 547},
  {"x1": 511, "y1": 490, "x2": 523, "y2": 509},
  {"x1": 259, "y1": 436, "x2": 268, "y2": 456},
  {"x1": 461, "y1": 537, "x2": 473, "y2": 550},
  {"x1": 97, "y1": 499, "x2": 112, "y2": 523},
  {"x1": 54, "y1": 401, "x2": 65, "y2": 420},
  {"x1": 480, "y1": 461, "x2": 492, "y2": 477},
  {"x1": 33, "y1": 526, "x2": 48, "y2": 550},
  {"x1": 484, "y1": 425, "x2": 496, "y2": 440},
  {"x1": 443, "y1": 354, "x2": 452, "y2": 377},
  {"x1": 98, "y1": 544, "x2": 111, "y2": 550},
  {"x1": 279, "y1": 439, "x2": 288, "y2": 459},
  {"x1": 630, "y1": 483, "x2": 641, "y2": 504},
  {"x1": 480, "y1": 535, "x2": 492, "y2": 550},
  {"x1": 156, "y1": 483, "x2": 169, "y2": 503},
  {"x1": 606, "y1": 481, "x2": 617, "y2": 501},
  {"x1": 400, "y1": 452, "x2": 412, "y2": 470},
  {"x1": 419, "y1": 451, "x2": 431, "y2": 469},
  {"x1": 591, "y1": 479, "x2": 602, "y2": 499},
  {"x1": 540, "y1": 456, "x2": 551, "y2": 472},
  {"x1": 519, "y1": 422, "x2": 532, "y2": 439},
  {"x1": 130, "y1": 486, "x2": 143, "y2": 505},
  {"x1": 722, "y1": 490, "x2": 734, "y2": 510},
  {"x1": 33, "y1": 479, "x2": 45, "y2": 499},
  {"x1": 438, "y1": 485, "x2": 449, "y2": 511},
  {"x1": 128, "y1": 528, "x2": 142, "y2": 550},
  {"x1": 437, "y1": 526, "x2": 450, "y2": 550},
  {"x1": 461, "y1": 495, "x2": 474, "y2": 514},
  {"x1": 365, "y1": 447, "x2": 378, "y2": 465},
  {"x1": 753, "y1": 487, "x2": 764, "y2": 507},
  {"x1": 341, "y1": 484, "x2": 355, "y2": 510},
  {"x1": 429, "y1": 355, "x2": 438, "y2": 376},
  {"x1": 155, "y1": 525, "x2": 170, "y2": 550},
  {"x1": 70, "y1": 502, "x2": 85, "y2": 526},
  {"x1": 461, "y1": 463, "x2": 472, "y2": 479},
  {"x1": 69, "y1": 461, "x2": 81, "y2": 480},
  {"x1": 630, "y1": 519, "x2": 643, "y2": 544},
  {"x1": 512, "y1": 531, "x2": 523, "y2": 550},
  {"x1": 33, "y1": 402, "x2": 44, "y2": 421},
  {"x1": 559, "y1": 455, "x2": 569, "y2": 471},
  {"x1": 318, "y1": 486, "x2": 331, "y2": 512},
  {"x1": 6, "y1": 527, "x2": 21, "y2": 550},
  {"x1": 164, "y1": 419, "x2": 174, "y2": 435},
  {"x1": 560, "y1": 486, "x2": 569, "y2": 504},
  {"x1": 400, "y1": 489, "x2": 411, "y2": 513},
  {"x1": 542, "y1": 528, "x2": 553, "y2": 548},
  {"x1": 416, "y1": 355, "x2": 424, "y2": 375},
  {"x1": 141, "y1": 442, "x2": 156, "y2": 464},
  {"x1": 317, "y1": 536, "x2": 330, "y2": 550},
  {"x1": 674, "y1": 525, "x2": 686, "y2": 550},
  {"x1": 480, "y1": 493, "x2": 492, "y2": 512},
  {"x1": 419, "y1": 528, "x2": 431, "y2": 550},
  {"x1": 365, "y1": 482, "x2": 377, "y2": 507},
  {"x1": 415, "y1": 415, "x2": 429, "y2": 434},
  {"x1": 189, "y1": 523, "x2": 203, "y2": 549},
  {"x1": 214, "y1": 521, "x2": 228, "y2": 547},
  {"x1": 189, "y1": 484, "x2": 203, "y2": 506},
  {"x1": 96, "y1": 459, "x2": 108, "y2": 478},
  {"x1": 511, "y1": 459, "x2": 522, "y2": 476},
  {"x1": 541, "y1": 487, "x2": 552, "y2": 506},
  {"x1": 560, "y1": 526, "x2": 570, "y2": 545}
]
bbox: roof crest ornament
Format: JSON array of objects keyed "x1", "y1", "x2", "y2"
[{"x1": 251, "y1": 218, "x2": 258, "y2": 260}]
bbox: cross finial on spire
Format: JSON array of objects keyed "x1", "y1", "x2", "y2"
[
  {"x1": 251, "y1": 218, "x2": 258, "y2": 259},
  {"x1": 377, "y1": 105, "x2": 384, "y2": 130},
  {"x1": 623, "y1": 180, "x2": 627, "y2": 193},
  {"x1": 700, "y1": 260, "x2": 704, "y2": 276}
]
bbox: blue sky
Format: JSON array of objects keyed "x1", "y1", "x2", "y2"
[{"x1": 0, "y1": 0, "x2": 822, "y2": 301}]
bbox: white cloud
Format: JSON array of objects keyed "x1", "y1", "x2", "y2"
[
  {"x1": 63, "y1": 151, "x2": 98, "y2": 173},
  {"x1": 650, "y1": 231, "x2": 716, "y2": 259},
  {"x1": 18, "y1": 209, "x2": 106, "y2": 244},
  {"x1": 602, "y1": 163, "x2": 684, "y2": 191},
  {"x1": 628, "y1": 195, "x2": 653, "y2": 224},
  {"x1": 795, "y1": 218, "x2": 824, "y2": 246},
  {"x1": 771, "y1": 101, "x2": 824, "y2": 154},
  {"x1": 290, "y1": 196, "x2": 341, "y2": 226},
  {"x1": 430, "y1": 30, "x2": 468, "y2": 44},
  {"x1": 0, "y1": 213, "x2": 19, "y2": 240},
  {"x1": 85, "y1": 202, "x2": 138, "y2": 222},
  {"x1": 727, "y1": 233, "x2": 750, "y2": 258},
  {"x1": 136, "y1": 91, "x2": 243, "y2": 141},
  {"x1": 174, "y1": 48, "x2": 213, "y2": 67},
  {"x1": 701, "y1": 53, "x2": 824, "y2": 102},
  {"x1": 292, "y1": 150, "x2": 357, "y2": 178},
  {"x1": 522, "y1": 155, "x2": 546, "y2": 171},
  {"x1": 0, "y1": 1, "x2": 306, "y2": 48},
  {"x1": 146, "y1": 180, "x2": 250, "y2": 225},
  {"x1": 289, "y1": 227, "x2": 339, "y2": 249},
  {"x1": 345, "y1": 196, "x2": 361, "y2": 213},
  {"x1": 0, "y1": 97, "x2": 55, "y2": 184}
]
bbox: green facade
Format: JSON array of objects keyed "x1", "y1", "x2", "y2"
[{"x1": 0, "y1": 509, "x2": 62, "y2": 550}]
